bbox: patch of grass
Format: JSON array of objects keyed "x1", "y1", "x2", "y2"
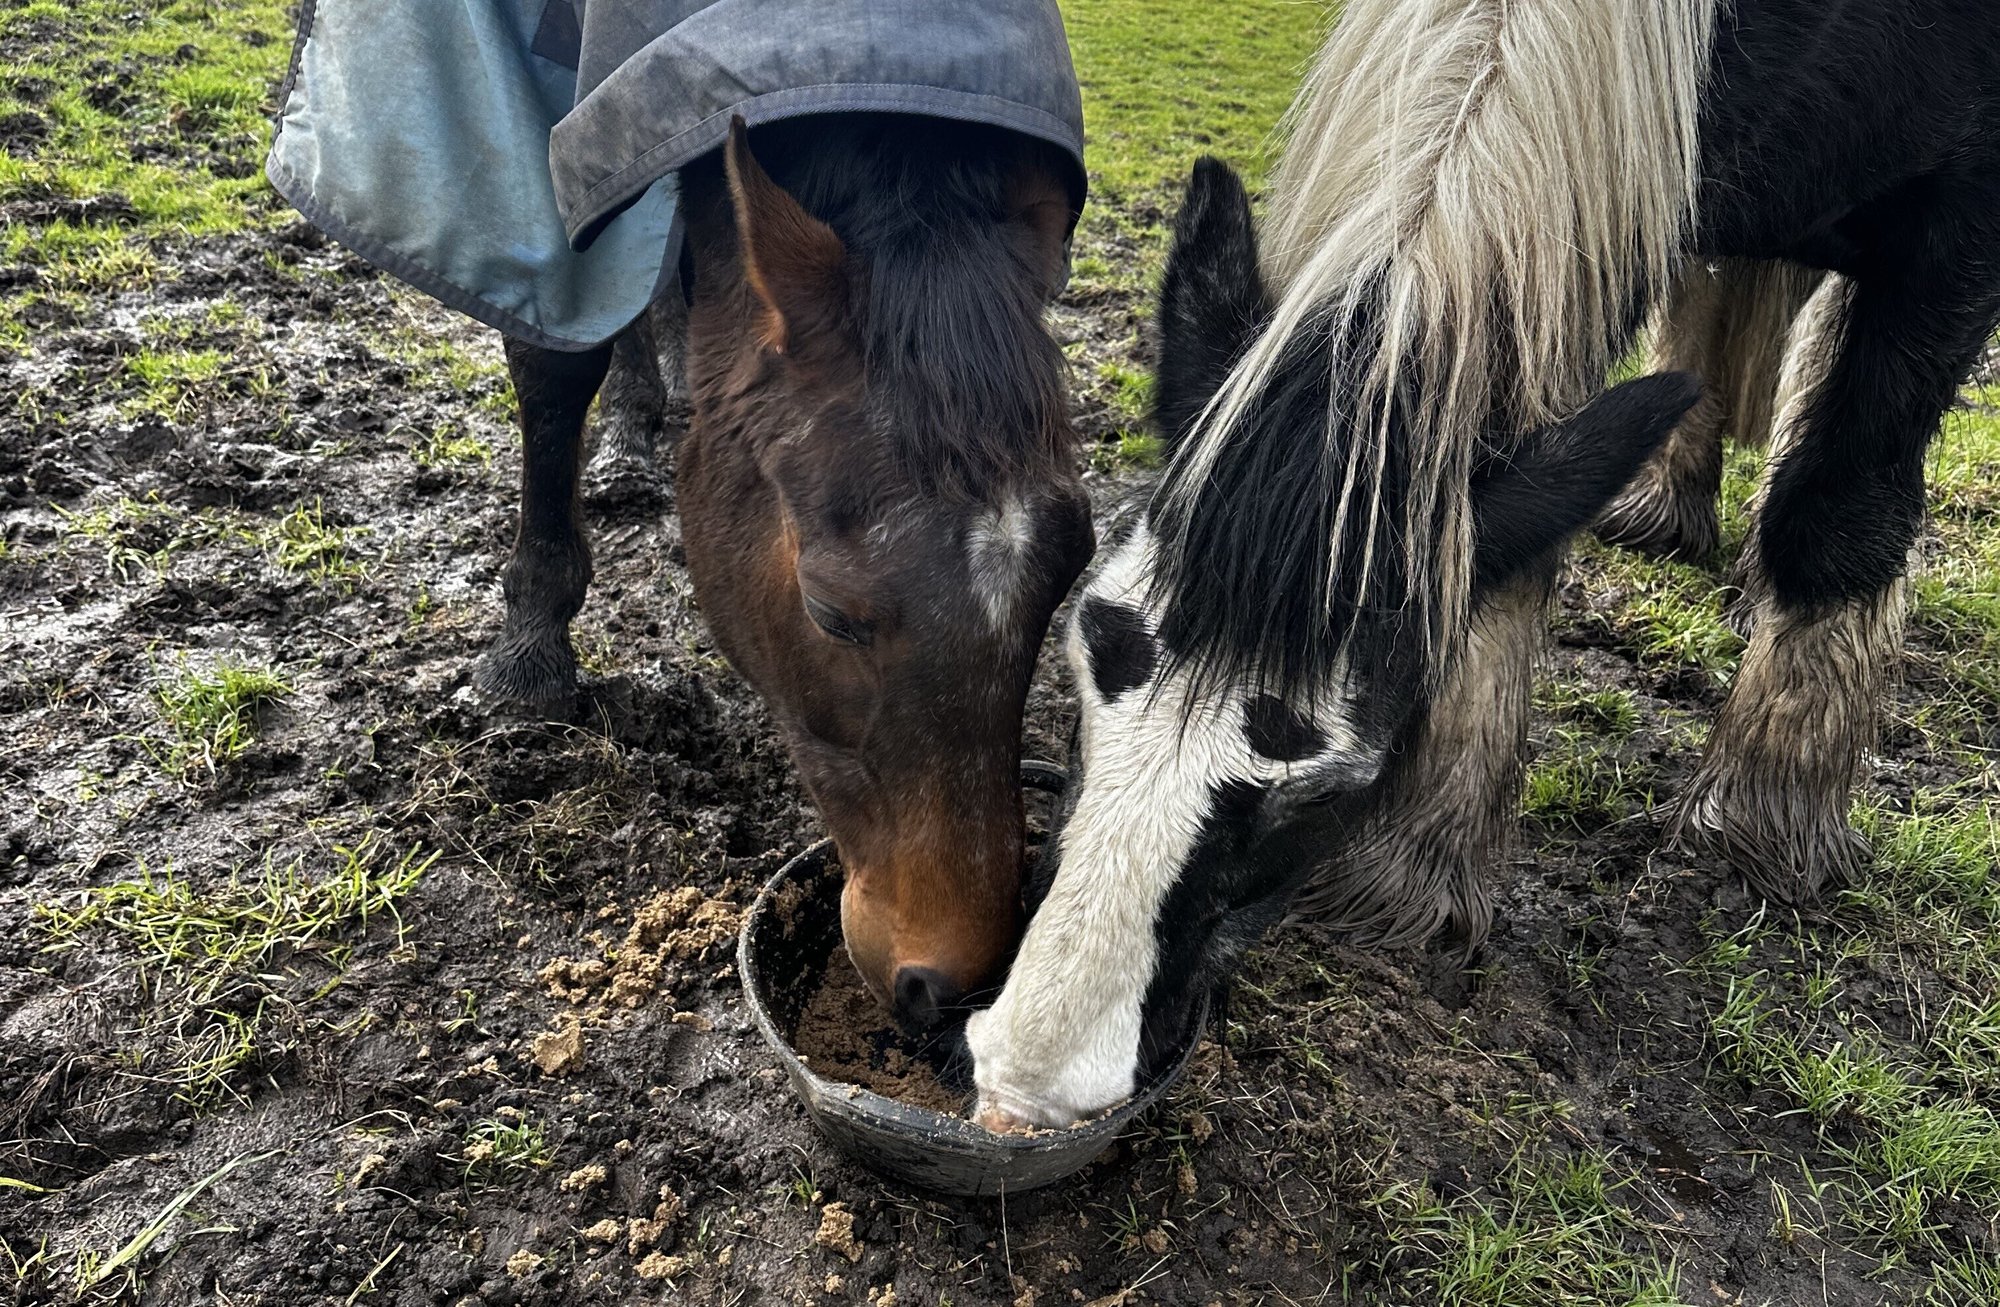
[
  {"x1": 1523, "y1": 737, "x2": 1654, "y2": 832},
  {"x1": 1569, "y1": 538, "x2": 1743, "y2": 680},
  {"x1": 1387, "y1": 1143, "x2": 1683, "y2": 1306},
  {"x1": 38, "y1": 840, "x2": 425, "y2": 984},
  {"x1": 1095, "y1": 358, "x2": 1152, "y2": 421},
  {"x1": 1694, "y1": 795, "x2": 2000, "y2": 1269},
  {"x1": 413, "y1": 422, "x2": 493, "y2": 470},
  {"x1": 1061, "y1": 0, "x2": 1328, "y2": 202},
  {"x1": 54, "y1": 492, "x2": 188, "y2": 580},
  {"x1": 374, "y1": 330, "x2": 514, "y2": 418},
  {"x1": 124, "y1": 344, "x2": 228, "y2": 414},
  {"x1": 1907, "y1": 398, "x2": 2000, "y2": 740},
  {"x1": 0, "y1": 1, "x2": 294, "y2": 302},
  {"x1": 152, "y1": 656, "x2": 288, "y2": 775},
  {"x1": 35, "y1": 837, "x2": 431, "y2": 1106},
  {"x1": 262, "y1": 500, "x2": 368, "y2": 586},
  {"x1": 461, "y1": 1110, "x2": 554, "y2": 1182},
  {"x1": 1537, "y1": 683, "x2": 1641, "y2": 738},
  {"x1": 1090, "y1": 428, "x2": 1166, "y2": 474},
  {"x1": 1926, "y1": 1250, "x2": 2000, "y2": 1307}
]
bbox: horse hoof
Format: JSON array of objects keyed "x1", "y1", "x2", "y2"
[
  {"x1": 1666, "y1": 784, "x2": 1865, "y2": 906},
  {"x1": 583, "y1": 450, "x2": 668, "y2": 511},
  {"x1": 475, "y1": 630, "x2": 579, "y2": 714}
]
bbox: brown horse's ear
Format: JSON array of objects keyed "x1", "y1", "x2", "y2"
[
  {"x1": 1006, "y1": 154, "x2": 1075, "y2": 302},
  {"x1": 725, "y1": 116, "x2": 847, "y2": 355}
]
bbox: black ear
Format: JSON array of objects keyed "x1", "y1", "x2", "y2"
[
  {"x1": 1154, "y1": 158, "x2": 1269, "y2": 447},
  {"x1": 1471, "y1": 372, "x2": 1702, "y2": 594}
]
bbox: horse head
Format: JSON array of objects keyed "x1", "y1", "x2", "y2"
[{"x1": 677, "y1": 116, "x2": 1093, "y2": 1032}]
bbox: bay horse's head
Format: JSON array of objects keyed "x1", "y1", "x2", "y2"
[{"x1": 676, "y1": 117, "x2": 1093, "y2": 1030}]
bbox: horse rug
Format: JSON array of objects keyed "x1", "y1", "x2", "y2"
[{"x1": 265, "y1": 0, "x2": 1087, "y2": 350}]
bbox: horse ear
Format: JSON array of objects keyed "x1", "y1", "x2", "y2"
[
  {"x1": 1004, "y1": 155, "x2": 1076, "y2": 303},
  {"x1": 1470, "y1": 372, "x2": 1702, "y2": 594},
  {"x1": 724, "y1": 116, "x2": 847, "y2": 355},
  {"x1": 1154, "y1": 157, "x2": 1268, "y2": 447}
]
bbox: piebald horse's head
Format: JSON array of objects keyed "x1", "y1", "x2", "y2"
[
  {"x1": 677, "y1": 117, "x2": 1093, "y2": 1031},
  {"x1": 969, "y1": 160, "x2": 1699, "y2": 1127}
]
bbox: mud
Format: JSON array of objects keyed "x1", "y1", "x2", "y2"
[{"x1": 792, "y1": 956, "x2": 967, "y2": 1115}]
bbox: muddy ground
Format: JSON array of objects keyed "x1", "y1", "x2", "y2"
[{"x1": 4, "y1": 46, "x2": 1999, "y2": 1307}]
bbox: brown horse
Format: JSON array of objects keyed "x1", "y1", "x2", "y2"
[{"x1": 479, "y1": 115, "x2": 1093, "y2": 1030}]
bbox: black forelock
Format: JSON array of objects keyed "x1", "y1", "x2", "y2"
[{"x1": 754, "y1": 115, "x2": 1073, "y2": 501}]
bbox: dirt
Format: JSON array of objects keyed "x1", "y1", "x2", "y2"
[
  {"x1": 792, "y1": 957, "x2": 967, "y2": 1115},
  {"x1": 2, "y1": 59, "x2": 1996, "y2": 1307}
]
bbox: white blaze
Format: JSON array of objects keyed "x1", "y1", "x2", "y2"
[
  {"x1": 968, "y1": 528, "x2": 1353, "y2": 1127},
  {"x1": 966, "y1": 496, "x2": 1038, "y2": 631}
]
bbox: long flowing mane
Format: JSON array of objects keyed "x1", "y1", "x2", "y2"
[{"x1": 1152, "y1": 0, "x2": 1717, "y2": 699}]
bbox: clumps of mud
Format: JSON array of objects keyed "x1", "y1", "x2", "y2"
[
  {"x1": 539, "y1": 885, "x2": 741, "y2": 1014},
  {"x1": 521, "y1": 886, "x2": 740, "y2": 1079},
  {"x1": 793, "y1": 957, "x2": 967, "y2": 1114}
]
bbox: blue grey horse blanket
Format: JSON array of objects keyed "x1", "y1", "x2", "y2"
[{"x1": 266, "y1": 0, "x2": 1088, "y2": 351}]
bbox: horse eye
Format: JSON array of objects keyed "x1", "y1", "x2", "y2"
[{"x1": 803, "y1": 594, "x2": 874, "y2": 647}]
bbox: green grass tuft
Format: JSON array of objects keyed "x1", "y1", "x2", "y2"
[
  {"x1": 263, "y1": 500, "x2": 368, "y2": 586},
  {"x1": 1523, "y1": 730, "x2": 1654, "y2": 833},
  {"x1": 413, "y1": 422, "x2": 494, "y2": 470},
  {"x1": 1538, "y1": 683, "x2": 1641, "y2": 738},
  {"x1": 1389, "y1": 1142, "x2": 1685, "y2": 1306},
  {"x1": 461, "y1": 1111, "x2": 555, "y2": 1182},
  {"x1": 152, "y1": 657, "x2": 289, "y2": 774}
]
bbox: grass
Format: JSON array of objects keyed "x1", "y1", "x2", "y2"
[
  {"x1": 1404, "y1": 1155, "x2": 1684, "y2": 1306},
  {"x1": 1060, "y1": 0, "x2": 1328, "y2": 202},
  {"x1": 54, "y1": 493, "x2": 191, "y2": 581},
  {"x1": 262, "y1": 500, "x2": 369, "y2": 586},
  {"x1": 0, "y1": 2, "x2": 293, "y2": 244},
  {"x1": 37, "y1": 839, "x2": 428, "y2": 994},
  {"x1": 35, "y1": 837, "x2": 432, "y2": 1106},
  {"x1": 1052, "y1": 0, "x2": 1333, "y2": 304},
  {"x1": 1692, "y1": 793, "x2": 2000, "y2": 1273},
  {"x1": 413, "y1": 421, "x2": 494, "y2": 470},
  {"x1": 1522, "y1": 744, "x2": 1654, "y2": 833},
  {"x1": 1569, "y1": 536, "x2": 1744, "y2": 680},
  {"x1": 461, "y1": 1111, "x2": 555, "y2": 1183},
  {"x1": 52, "y1": 494, "x2": 372, "y2": 592},
  {"x1": 1908, "y1": 393, "x2": 2000, "y2": 743},
  {"x1": 152, "y1": 656, "x2": 289, "y2": 775},
  {"x1": 124, "y1": 345, "x2": 229, "y2": 415},
  {"x1": 66, "y1": 1149, "x2": 270, "y2": 1297},
  {"x1": 1537, "y1": 684, "x2": 1642, "y2": 738}
]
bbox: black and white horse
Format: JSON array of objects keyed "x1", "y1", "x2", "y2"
[{"x1": 969, "y1": 0, "x2": 2000, "y2": 1129}]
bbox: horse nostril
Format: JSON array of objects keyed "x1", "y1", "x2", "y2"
[{"x1": 891, "y1": 966, "x2": 964, "y2": 1033}]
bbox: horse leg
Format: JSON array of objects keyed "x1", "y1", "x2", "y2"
[
  {"x1": 1287, "y1": 570, "x2": 1548, "y2": 950},
  {"x1": 1671, "y1": 226, "x2": 2000, "y2": 903},
  {"x1": 476, "y1": 337, "x2": 613, "y2": 708},
  {"x1": 1596, "y1": 259, "x2": 1818, "y2": 559},
  {"x1": 582, "y1": 296, "x2": 687, "y2": 507}
]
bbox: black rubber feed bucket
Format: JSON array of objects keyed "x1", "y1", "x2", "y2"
[{"x1": 736, "y1": 762, "x2": 1208, "y2": 1197}]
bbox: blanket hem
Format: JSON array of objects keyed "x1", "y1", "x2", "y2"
[{"x1": 265, "y1": 154, "x2": 677, "y2": 351}]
